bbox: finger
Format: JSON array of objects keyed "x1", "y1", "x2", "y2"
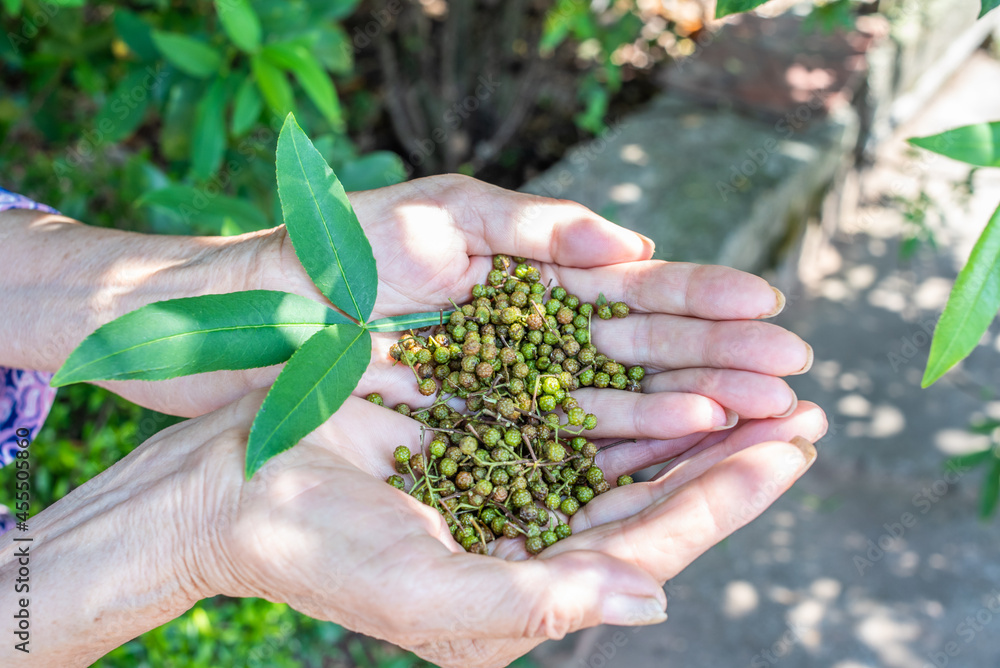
[
  {"x1": 410, "y1": 549, "x2": 667, "y2": 642},
  {"x1": 595, "y1": 400, "x2": 826, "y2": 483},
  {"x1": 550, "y1": 437, "x2": 818, "y2": 582},
  {"x1": 417, "y1": 176, "x2": 656, "y2": 266},
  {"x1": 551, "y1": 260, "x2": 785, "y2": 320},
  {"x1": 573, "y1": 387, "x2": 735, "y2": 439},
  {"x1": 591, "y1": 314, "x2": 813, "y2": 376},
  {"x1": 643, "y1": 368, "x2": 797, "y2": 419}
]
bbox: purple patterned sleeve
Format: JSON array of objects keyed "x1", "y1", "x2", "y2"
[{"x1": 0, "y1": 187, "x2": 60, "y2": 475}]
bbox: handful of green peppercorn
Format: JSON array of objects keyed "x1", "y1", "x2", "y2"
[{"x1": 372, "y1": 255, "x2": 643, "y2": 556}]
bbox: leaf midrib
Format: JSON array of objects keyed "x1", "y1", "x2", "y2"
[
  {"x1": 250, "y1": 327, "x2": 366, "y2": 456},
  {"x1": 62, "y1": 321, "x2": 333, "y2": 378},
  {"x1": 292, "y1": 130, "x2": 365, "y2": 323}
]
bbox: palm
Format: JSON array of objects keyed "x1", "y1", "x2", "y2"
[{"x1": 212, "y1": 394, "x2": 826, "y2": 668}]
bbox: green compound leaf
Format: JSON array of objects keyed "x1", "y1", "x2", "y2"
[
  {"x1": 151, "y1": 31, "x2": 222, "y2": 79},
  {"x1": 923, "y1": 202, "x2": 1000, "y2": 387},
  {"x1": 715, "y1": 0, "x2": 771, "y2": 18},
  {"x1": 276, "y1": 113, "x2": 378, "y2": 323},
  {"x1": 215, "y1": 0, "x2": 261, "y2": 53},
  {"x1": 981, "y1": 0, "x2": 999, "y2": 18},
  {"x1": 246, "y1": 323, "x2": 371, "y2": 478},
  {"x1": 52, "y1": 291, "x2": 351, "y2": 386},
  {"x1": 366, "y1": 310, "x2": 453, "y2": 332},
  {"x1": 908, "y1": 122, "x2": 1000, "y2": 168}
]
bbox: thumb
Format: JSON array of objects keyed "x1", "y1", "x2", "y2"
[{"x1": 425, "y1": 549, "x2": 667, "y2": 642}]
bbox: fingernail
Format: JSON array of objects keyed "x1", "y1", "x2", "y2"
[
  {"x1": 710, "y1": 408, "x2": 739, "y2": 432},
  {"x1": 637, "y1": 232, "x2": 656, "y2": 254},
  {"x1": 791, "y1": 343, "x2": 814, "y2": 375},
  {"x1": 762, "y1": 287, "x2": 786, "y2": 318},
  {"x1": 789, "y1": 435, "x2": 818, "y2": 469},
  {"x1": 772, "y1": 394, "x2": 798, "y2": 419},
  {"x1": 601, "y1": 594, "x2": 669, "y2": 626}
]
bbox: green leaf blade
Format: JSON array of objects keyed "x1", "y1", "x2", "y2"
[
  {"x1": 246, "y1": 324, "x2": 371, "y2": 478},
  {"x1": 366, "y1": 310, "x2": 453, "y2": 332},
  {"x1": 715, "y1": 0, "x2": 771, "y2": 18},
  {"x1": 52, "y1": 291, "x2": 350, "y2": 386},
  {"x1": 263, "y1": 43, "x2": 344, "y2": 131},
  {"x1": 276, "y1": 114, "x2": 378, "y2": 323},
  {"x1": 215, "y1": 0, "x2": 261, "y2": 53},
  {"x1": 981, "y1": 0, "x2": 999, "y2": 18},
  {"x1": 251, "y1": 52, "x2": 294, "y2": 117},
  {"x1": 923, "y1": 202, "x2": 1000, "y2": 387},
  {"x1": 979, "y1": 459, "x2": 1000, "y2": 519},
  {"x1": 151, "y1": 31, "x2": 222, "y2": 79},
  {"x1": 190, "y1": 78, "x2": 228, "y2": 181},
  {"x1": 231, "y1": 75, "x2": 263, "y2": 136},
  {"x1": 908, "y1": 122, "x2": 1000, "y2": 168}
]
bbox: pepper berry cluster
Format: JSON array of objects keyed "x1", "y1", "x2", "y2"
[{"x1": 373, "y1": 255, "x2": 642, "y2": 556}]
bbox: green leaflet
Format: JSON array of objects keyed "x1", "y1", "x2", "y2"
[
  {"x1": 714, "y1": 0, "x2": 770, "y2": 18},
  {"x1": 365, "y1": 310, "x2": 453, "y2": 332},
  {"x1": 52, "y1": 291, "x2": 350, "y2": 386},
  {"x1": 981, "y1": 0, "x2": 999, "y2": 18},
  {"x1": 246, "y1": 323, "x2": 371, "y2": 478},
  {"x1": 215, "y1": 0, "x2": 261, "y2": 53},
  {"x1": 190, "y1": 77, "x2": 228, "y2": 181},
  {"x1": 231, "y1": 75, "x2": 263, "y2": 136},
  {"x1": 151, "y1": 31, "x2": 222, "y2": 79},
  {"x1": 923, "y1": 202, "x2": 1000, "y2": 387},
  {"x1": 263, "y1": 42, "x2": 344, "y2": 130},
  {"x1": 276, "y1": 114, "x2": 378, "y2": 323},
  {"x1": 251, "y1": 52, "x2": 294, "y2": 117},
  {"x1": 908, "y1": 122, "x2": 1000, "y2": 168}
]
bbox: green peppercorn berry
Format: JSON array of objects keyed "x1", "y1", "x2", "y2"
[
  {"x1": 546, "y1": 442, "x2": 567, "y2": 461},
  {"x1": 491, "y1": 469, "x2": 510, "y2": 486},
  {"x1": 474, "y1": 479, "x2": 493, "y2": 497},
  {"x1": 456, "y1": 471, "x2": 474, "y2": 490},
  {"x1": 594, "y1": 480, "x2": 611, "y2": 494},
  {"x1": 597, "y1": 304, "x2": 613, "y2": 320},
  {"x1": 628, "y1": 366, "x2": 646, "y2": 382},
  {"x1": 519, "y1": 503, "x2": 539, "y2": 522},
  {"x1": 439, "y1": 458, "x2": 458, "y2": 477},
  {"x1": 418, "y1": 378, "x2": 437, "y2": 396},
  {"x1": 574, "y1": 329, "x2": 590, "y2": 345},
  {"x1": 574, "y1": 485, "x2": 595, "y2": 503},
  {"x1": 556, "y1": 306, "x2": 574, "y2": 325},
  {"x1": 610, "y1": 373, "x2": 628, "y2": 390},
  {"x1": 537, "y1": 395, "x2": 556, "y2": 412},
  {"x1": 550, "y1": 286, "x2": 567, "y2": 301},
  {"x1": 502, "y1": 522, "x2": 520, "y2": 539},
  {"x1": 524, "y1": 536, "x2": 544, "y2": 554},
  {"x1": 429, "y1": 440, "x2": 447, "y2": 458},
  {"x1": 394, "y1": 445, "x2": 411, "y2": 465},
  {"x1": 617, "y1": 474, "x2": 634, "y2": 486},
  {"x1": 409, "y1": 454, "x2": 426, "y2": 475},
  {"x1": 581, "y1": 441, "x2": 599, "y2": 458},
  {"x1": 560, "y1": 497, "x2": 580, "y2": 515},
  {"x1": 456, "y1": 436, "x2": 476, "y2": 456},
  {"x1": 544, "y1": 492, "x2": 562, "y2": 510},
  {"x1": 511, "y1": 489, "x2": 532, "y2": 508},
  {"x1": 545, "y1": 299, "x2": 562, "y2": 316},
  {"x1": 504, "y1": 428, "x2": 522, "y2": 447},
  {"x1": 578, "y1": 369, "x2": 594, "y2": 386},
  {"x1": 583, "y1": 413, "x2": 598, "y2": 430},
  {"x1": 585, "y1": 466, "x2": 605, "y2": 486},
  {"x1": 524, "y1": 522, "x2": 541, "y2": 538},
  {"x1": 555, "y1": 523, "x2": 572, "y2": 539},
  {"x1": 491, "y1": 516, "x2": 507, "y2": 535},
  {"x1": 386, "y1": 475, "x2": 405, "y2": 490},
  {"x1": 611, "y1": 302, "x2": 629, "y2": 318},
  {"x1": 541, "y1": 530, "x2": 558, "y2": 547},
  {"x1": 483, "y1": 427, "x2": 501, "y2": 446},
  {"x1": 366, "y1": 393, "x2": 383, "y2": 406},
  {"x1": 593, "y1": 372, "x2": 610, "y2": 389},
  {"x1": 564, "y1": 407, "x2": 583, "y2": 426}
]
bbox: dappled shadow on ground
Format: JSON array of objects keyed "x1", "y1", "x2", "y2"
[{"x1": 531, "y1": 52, "x2": 1000, "y2": 668}]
